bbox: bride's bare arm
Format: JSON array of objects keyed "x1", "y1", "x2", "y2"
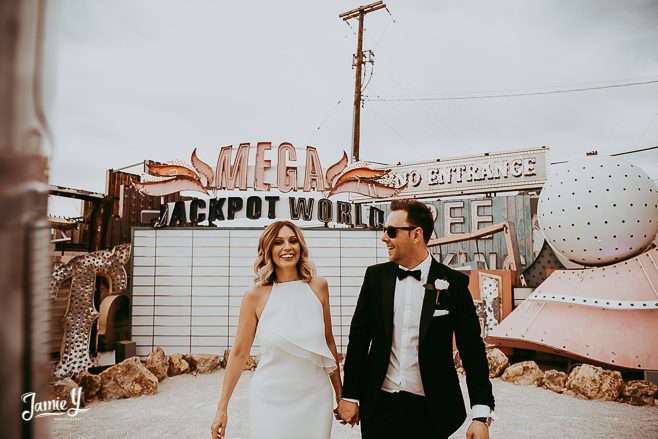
[
  {"x1": 313, "y1": 277, "x2": 343, "y2": 402},
  {"x1": 211, "y1": 287, "x2": 259, "y2": 438}
]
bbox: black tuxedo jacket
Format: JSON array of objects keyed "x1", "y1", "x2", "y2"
[{"x1": 342, "y1": 258, "x2": 495, "y2": 437}]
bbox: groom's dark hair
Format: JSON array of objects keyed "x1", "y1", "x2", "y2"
[{"x1": 390, "y1": 199, "x2": 434, "y2": 244}]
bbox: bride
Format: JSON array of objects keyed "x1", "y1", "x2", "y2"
[{"x1": 210, "y1": 221, "x2": 343, "y2": 439}]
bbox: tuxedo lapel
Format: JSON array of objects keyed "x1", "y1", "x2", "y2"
[
  {"x1": 419, "y1": 257, "x2": 449, "y2": 344},
  {"x1": 380, "y1": 263, "x2": 397, "y2": 342}
]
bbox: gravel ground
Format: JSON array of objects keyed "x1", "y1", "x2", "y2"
[{"x1": 50, "y1": 370, "x2": 658, "y2": 439}]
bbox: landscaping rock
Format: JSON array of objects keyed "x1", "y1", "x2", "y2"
[
  {"x1": 52, "y1": 377, "x2": 80, "y2": 408},
  {"x1": 540, "y1": 370, "x2": 567, "y2": 393},
  {"x1": 223, "y1": 349, "x2": 258, "y2": 371},
  {"x1": 245, "y1": 356, "x2": 258, "y2": 371},
  {"x1": 620, "y1": 380, "x2": 658, "y2": 406},
  {"x1": 486, "y1": 348, "x2": 509, "y2": 378},
  {"x1": 565, "y1": 364, "x2": 623, "y2": 401},
  {"x1": 75, "y1": 371, "x2": 101, "y2": 400},
  {"x1": 500, "y1": 361, "x2": 544, "y2": 386},
  {"x1": 146, "y1": 347, "x2": 169, "y2": 381},
  {"x1": 189, "y1": 354, "x2": 222, "y2": 374},
  {"x1": 453, "y1": 351, "x2": 464, "y2": 375},
  {"x1": 168, "y1": 353, "x2": 190, "y2": 376},
  {"x1": 99, "y1": 357, "x2": 158, "y2": 400}
]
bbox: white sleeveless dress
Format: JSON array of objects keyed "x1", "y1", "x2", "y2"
[{"x1": 249, "y1": 280, "x2": 336, "y2": 439}]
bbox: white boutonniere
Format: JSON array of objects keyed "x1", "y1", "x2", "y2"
[{"x1": 423, "y1": 278, "x2": 451, "y2": 308}]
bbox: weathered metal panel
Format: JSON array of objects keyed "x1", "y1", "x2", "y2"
[
  {"x1": 379, "y1": 195, "x2": 535, "y2": 270},
  {"x1": 488, "y1": 247, "x2": 658, "y2": 370}
]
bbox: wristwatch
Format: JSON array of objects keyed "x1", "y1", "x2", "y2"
[{"x1": 473, "y1": 417, "x2": 492, "y2": 427}]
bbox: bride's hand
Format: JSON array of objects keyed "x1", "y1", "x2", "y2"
[{"x1": 211, "y1": 408, "x2": 228, "y2": 438}]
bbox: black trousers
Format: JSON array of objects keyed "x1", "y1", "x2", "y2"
[{"x1": 361, "y1": 390, "x2": 447, "y2": 439}]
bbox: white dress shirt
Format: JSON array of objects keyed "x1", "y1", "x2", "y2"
[
  {"x1": 381, "y1": 253, "x2": 432, "y2": 395},
  {"x1": 380, "y1": 252, "x2": 491, "y2": 419}
]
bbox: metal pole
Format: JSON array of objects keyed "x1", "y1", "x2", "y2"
[
  {"x1": 352, "y1": 13, "x2": 364, "y2": 163},
  {"x1": 339, "y1": 1, "x2": 386, "y2": 163}
]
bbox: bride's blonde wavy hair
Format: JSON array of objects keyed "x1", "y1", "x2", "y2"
[{"x1": 254, "y1": 221, "x2": 316, "y2": 286}]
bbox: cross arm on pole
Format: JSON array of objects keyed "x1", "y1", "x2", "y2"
[{"x1": 339, "y1": 1, "x2": 385, "y2": 21}]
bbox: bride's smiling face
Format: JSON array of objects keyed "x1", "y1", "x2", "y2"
[{"x1": 271, "y1": 226, "x2": 301, "y2": 269}]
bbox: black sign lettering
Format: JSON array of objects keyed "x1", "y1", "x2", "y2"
[
  {"x1": 151, "y1": 195, "x2": 382, "y2": 230},
  {"x1": 337, "y1": 201, "x2": 352, "y2": 225},
  {"x1": 246, "y1": 196, "x2": 262, "y2": 220},
  {"x1": 190, "y1": 199, "x2": 206, "y2": 223},
  {"x1": 208, "y1": 198, "x2": 225, "y2": 225},
  {"x1": 354, "y1": 204, "x2": 367, "y2": 228},
  {"x1": 265, "y1": 196, "x2": 279, "y2": 219},
  {"x1": 289, "y1": 197, "x2": 314, "y2": 221},
  {"x1": 169, "y1": 201, "x2": 187, "y2": 226},
  {"x1": 227, "y1": 197, "x2": 244, "y2": 220},
  {"x1": 317, "y1": 198, "x2": 332, "y2": 224},
  {"x1": 369, "y1": 206, "x2": 384, "y2": 229}
]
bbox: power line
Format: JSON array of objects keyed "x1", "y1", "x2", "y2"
[
  {"x1": 610, "y1": 145, "x2": 658, "y2": 157},
  {"x1": 361, "y1": 61, "x2": 375, "y2": 94},
  {"x1": 385, "y1": 8, "x2": 484, "y2": 141},
  {"x1": 453, "y1": 75, "x2": 658, "y2": 95},
  {"x1": 364, "y1": 79, "x2": 658, "y2": 102},
  {"x1": 550, "y1": 145, "x2": 658, "y2": 164},
  {"x1": 378, "y1": 57, "x2": 462, "y2": 144},
  {"x1": 369, "y1": 83, "x2": 459, "y2": 147},
  {"x1": 372, "y1": 17, "x2": 393, "y2": 49},
  {"x1": 343, "y1": 20, "x2": 356, "y2": 35},
  {"x1": 114, "y1": 162, "x2": 143, "y2": 171},
  {"x1": 375, "y1": 9, "x2": 462, "y2": 145},
  {"x1": 634, "y1": 110, "x2": 658, "y2": 149},
  {"x1": 366, "y1": 105, "x2": 421, "y2": 157},
  {"x1": 310, "y1": 89, "x2": 351, "y2": 137}
]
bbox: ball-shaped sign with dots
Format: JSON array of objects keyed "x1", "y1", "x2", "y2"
[{"x1": 537, "y1": 155, "x2": 658, "y2": 266}]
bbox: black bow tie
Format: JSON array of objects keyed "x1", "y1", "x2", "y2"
[{"x1": 396, "y1": 268, "x2": 421, "y2": 281}]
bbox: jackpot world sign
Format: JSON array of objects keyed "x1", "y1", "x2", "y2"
[
  {"x1": 134, "y1": 143, "x2": 549, "y2": 227},
  {"x1": 134, "y1": 142, "x2": 404, "y2": 228}
]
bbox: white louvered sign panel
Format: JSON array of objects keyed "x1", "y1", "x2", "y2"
[{"x1": 131, "y1": 228, "x2": 387, "y2": 359}]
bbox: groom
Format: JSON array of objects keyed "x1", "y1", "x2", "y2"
[{"x1": 337, "y1": 199, "x2": 494, "y2": 438}]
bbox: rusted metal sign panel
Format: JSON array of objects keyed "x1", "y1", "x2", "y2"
[
  {"x1": 351, "y1": 147, "x2": 549, "y2": 202},
  {"x1": 377, "y1": 195, "x2": 536, "y2": 270},
  {"x1": 487, "y1": 247, "x2": 658, "y2": 370}
]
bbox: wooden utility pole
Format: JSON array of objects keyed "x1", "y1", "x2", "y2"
[{"x1": 339, "y1": 1, "x2": 386, "y2": 162}]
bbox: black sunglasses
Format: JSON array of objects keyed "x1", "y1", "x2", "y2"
[{"x1": 383, "y1": 226, "x2": 418, "y2": 238}]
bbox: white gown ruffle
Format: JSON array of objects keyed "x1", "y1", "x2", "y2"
[{"x1": 249, "y1": 280, "x2": 335, "y2": 439}]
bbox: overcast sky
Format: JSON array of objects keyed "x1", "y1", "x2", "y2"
[{"x1": 44, "y1": 0, "x2": 658, "y2": 215}]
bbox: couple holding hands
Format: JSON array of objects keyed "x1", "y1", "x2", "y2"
[{"x1": 211, "y1": 199, "x2": 494, "y2": 439}]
